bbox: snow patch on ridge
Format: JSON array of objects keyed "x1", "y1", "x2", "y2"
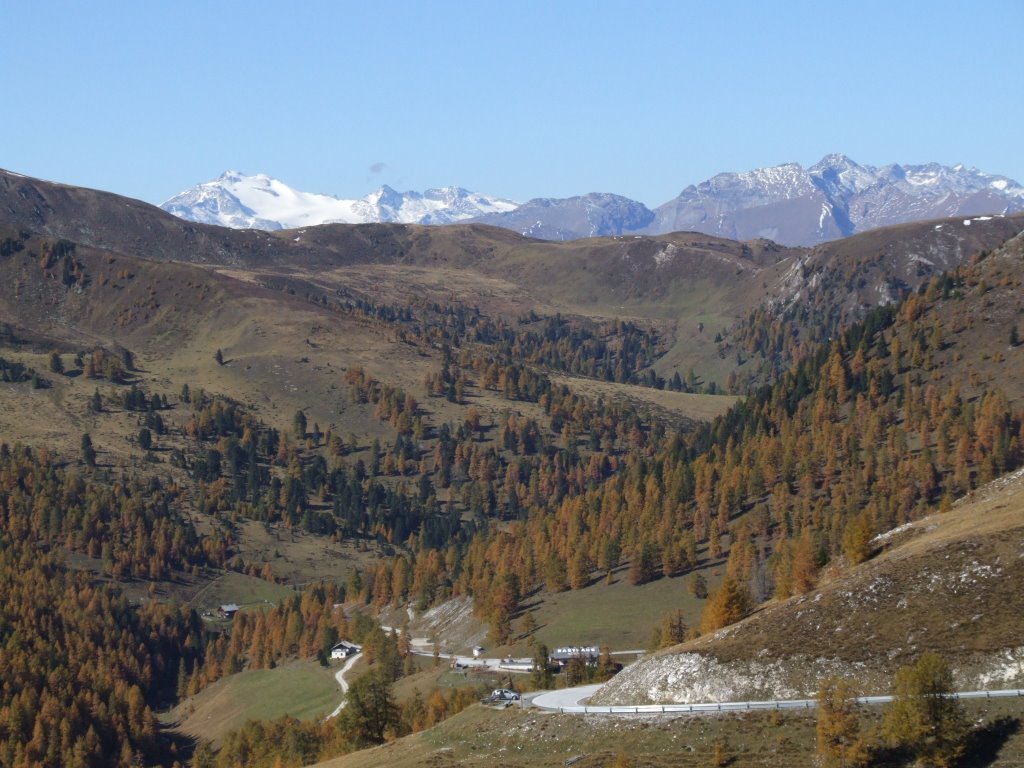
[{"x1": 818, "y1": 202, "x2": 831, "y2": 230}]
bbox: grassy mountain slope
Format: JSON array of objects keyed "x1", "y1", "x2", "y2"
[
  {"x1": 165, "y1": 658, "x2": 341, "y2": 748},
  {"x1": 0, "y1": 226, "x2": 428, "y2": 437}
]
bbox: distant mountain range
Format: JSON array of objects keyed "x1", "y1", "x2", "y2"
[
  {"x1": 160, "y1": 171, "x2": 518, "y2": 230},
  {"x1": 161, "y1": 156, "x2": 1024, "y2": 246},
  {"x1": 466, "y1": 192, "x2": 655, "y2": 240},
  {"x1": 651, "y1": 154, "x2": 1024, "y2": 246}
]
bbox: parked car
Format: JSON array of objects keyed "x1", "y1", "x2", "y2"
[{"x1": 481, "y1": 688, "x2": 521, "y2": 706}]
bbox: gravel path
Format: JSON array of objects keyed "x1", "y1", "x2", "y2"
[{"x1": 325, "y1": 653, "x2": 363, "y2": 719}]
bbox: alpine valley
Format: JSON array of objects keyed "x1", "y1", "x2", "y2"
[{"x1": 1, "y1": 163, "x2": 1024, "y2": 768}]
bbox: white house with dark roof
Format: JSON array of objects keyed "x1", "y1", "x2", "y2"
[{"x1": 330, "y1": 640, "x2": 362, "y2": 660}]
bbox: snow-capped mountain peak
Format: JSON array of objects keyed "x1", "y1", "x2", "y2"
[
  {"x1": 162, "y1": 158, "x2": 1024, "y2": 246},
  {"x1": 810, "y1": 154, "x2": 878, "y2": 197},
  {"x1": 365, "y1": 184, "x2": 405, "y2": 211},
  {"x1": 161, "y1": 172, "x2": 518, "y2": 230},
  {"x1": 654, "y1": 155, "x2": 1024, "y2": 246}
]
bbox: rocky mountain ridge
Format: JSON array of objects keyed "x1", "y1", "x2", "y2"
[{"x1": 651, "y1": 154, "x2": 1024, "y2": 246}]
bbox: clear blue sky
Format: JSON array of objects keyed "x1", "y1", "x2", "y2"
[{"x1": 3, "y1": 0, "x2": 1021, "y2": 206}]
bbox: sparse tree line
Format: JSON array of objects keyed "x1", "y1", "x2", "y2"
[
  {"x1": 0, "y1": 226, "x2": 86, "y2": 287},
  {"x1": 301, "y1": 284, "x2": 675, "y2": 390},
  {"x1": 397, "y1": 301, "x2": 666, "y2": 389},
  {"x1": 461, "y1": 311, "x2": 666, "y2": 388},
  {"x1": 48, "y1": 346, "x2": 135, "y2": 385},
  {"x1": 0, "y1": 356, "x2": 45, "y2": 387},
  {"x1": 162, "y1": 360, "x2": 647, "y2": 568}
]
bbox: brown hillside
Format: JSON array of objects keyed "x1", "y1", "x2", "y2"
[
  {"x1": 918, "y1": 229, "x2": 1024, "y2": 406},
  {"x1": 5, "y1": 168, "x2": 1022, "y2": 392},
  {"x1": 772, "y1": 213, "x2": 1024, "y2": 322},
  {"x1": 0, "y1": 227, "x2": 438, "y2": 442}
]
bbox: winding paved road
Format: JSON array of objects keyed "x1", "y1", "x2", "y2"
[
  {"x1": 531, "y1": 685, "x2": 1024, "y2": 715},
  {"x1": 531, "y1": 684, "x2": 603, "y2": 710}
]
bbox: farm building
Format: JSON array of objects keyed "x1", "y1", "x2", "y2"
[
  {"x1": 218, "y1": 604, "x2": 240, "y2": 619},
  {"x1": 330, "y1": 640, "x2": 362, "y2": 660},
  {"x1": 549, "y1": 646, "x2": 599, "y2": 667}
]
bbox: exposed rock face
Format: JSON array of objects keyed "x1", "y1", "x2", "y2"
[{"x1": 651, "y1": 155, "x2": 1024, "y2": 246}]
